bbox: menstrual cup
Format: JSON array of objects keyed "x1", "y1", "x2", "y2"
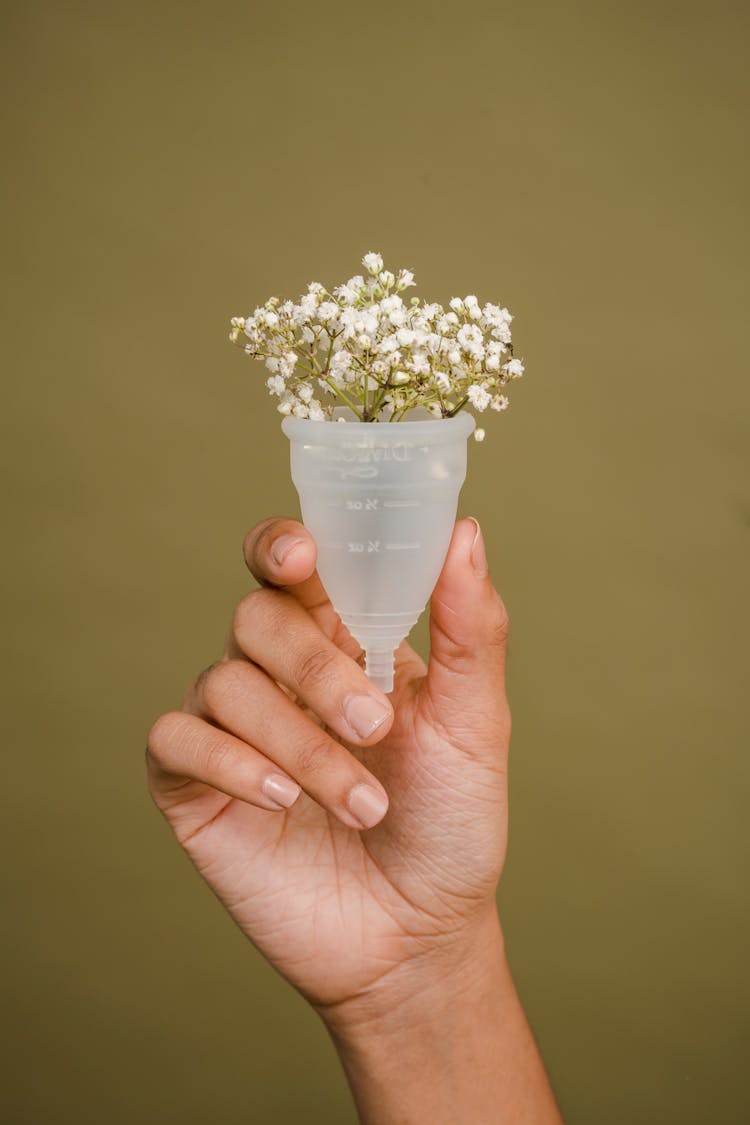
[{"x1": 282, "y1": 412, "x2": 475, "y2": 693}]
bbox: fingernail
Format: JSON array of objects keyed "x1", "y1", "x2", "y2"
[
  {"x1": 271, "y1": 535, "x2": 306, "y2": 566},
  {"x1": 346, "y1": 783, "x2": 389, "y2": 829},
  {"x1": 262, "y1": 773, "x2": 301, "y2": 809},
  {"x1": 343, "y1": 693, "x2": 392, "y2": 740},
  {"x1": 468, "y1": 517, "x2": 489, "y2": 578}
]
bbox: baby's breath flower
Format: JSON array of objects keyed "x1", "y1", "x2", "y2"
[
  {"x1": 266, "y1": 374, "x2": 285, "y2": 395},
  {"x1": 474, "y1": 428, "x2": 486, "y2": 442},
  {"x1": 467, "y1": 384, "x2": 492, "y2": 411},
  {"x1": 502, "y1": 358, "x2": 525, "y2": 379},
  {"x1": 229, "y1": 252, "x2": 524, "y2": 434},
  {"x1": 362, "y1": 252, "x2": 383, "y2": 275}
]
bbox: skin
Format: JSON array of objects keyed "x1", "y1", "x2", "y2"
[{"x1": 146, "y1": 516, "x2": 563, "y2": 1123}]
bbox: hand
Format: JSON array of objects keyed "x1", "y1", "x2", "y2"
[{"x1": 146, "y1": 515, "x2": 511, "y2": 1016}]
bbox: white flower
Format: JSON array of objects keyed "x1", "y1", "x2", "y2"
[
  {"x1": 362, "y1": 251, "x2": 383, "y2": 274},
  {"x1": 419, "y1": 302, "x2": 441, "y2": 322},
  {"x1": 474, "y1": 428, "x2": 486, "y2": 442},
  {"x1": 297, "y1": 294, "x2": 319, "y2": 322},
  {"x1": 502, "y1": 358, "x2": 525, "y2": 378},
  {"x1": 464, "y1": 296, "x2": 481, "y2": 320},
  {"x1": 318, "y1": 301, "x2": 339, "y2": 324},
  {"x1": 279, "y1": 351, "x2": 298, "y2": 378},
  {"x1": 457, "y1": 324, "x2": 483, "y2": 349},
  {"x1": 376, "y1": 335, "x2": 399, "y2": 355},
  {"x1": 333, "y1": 283, "x2": 358, "y2": 304},
  {"x1": 407, "y1": 351, "x2": 430, "y2": 376},
  {"x1": 491, "y1": 323, "x2": 513, "y2": 345},
  {"x1": 230, "y1": 253, "x2": 524, "y2": 436},
  {"x1": 467, "y1": 383, "x2": 492, "y2": 410},
  {"x1": 266, "y1": 374, "x2": 286, "y2": 395}
]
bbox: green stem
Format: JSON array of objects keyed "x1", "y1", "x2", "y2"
[
  {"x1": 446, "y1": 395, "x2": 469, "y2": 417},
  {"x1": 322, "y1": 378, "x2": 363, "y2": 417}
]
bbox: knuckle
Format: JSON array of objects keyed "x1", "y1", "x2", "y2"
[
  {"x1": 197, "y1": 659, "x2": 248, "y2": 716},
  {"x1": 488, "y1": 591, "x2": 510, "y2": 646},
  {"x1": 202, "y1": 731, "x2": 234, "y2": 778},
  {"x1": 294, "y1": 644, "x2": 339, "y2": 693},
  {"x1": 231, "y1": 586, "x2": 282, "y2": 638},
  {"x1": 294, "y1": 728, "x2": 335, "y2": 776},
  {"x1": 146, "y1": 710, "x2": 189, "y2": 766}
]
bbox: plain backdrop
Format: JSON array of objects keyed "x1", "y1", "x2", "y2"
[{"x1": 2, "y1": 1, "x2": 748, "y2": 1121}]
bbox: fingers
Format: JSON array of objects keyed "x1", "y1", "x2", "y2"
[
  {"x1": 242, "y1": 517, "x2": 327, "y2": 611},
  {"x1": 151, "y1": 660, "x2": 391, "y2": 829},
  {"x1": 235, "y1": 516, "x2": 363, "y2": 661},
  {"x1": 147, "y1": 710, "x2": 303, "y2": 812},
  {"x1": 425, "y1": 517, "x2": 510, "y2": 724},
  {"x1": 229, "y1": 588, "x2": 394, "y2": 746}
]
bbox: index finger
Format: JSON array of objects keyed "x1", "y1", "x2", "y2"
[
  {"x1": 237, "y1": 516, "x2": 359, "y2": 655},
  {"x1": 242, "y1": 516, "x2": 327, "y2": 608}
]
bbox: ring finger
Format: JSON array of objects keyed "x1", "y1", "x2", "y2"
[{"x1": 184, "y1": 658, "x2": 391, "y2": 830}]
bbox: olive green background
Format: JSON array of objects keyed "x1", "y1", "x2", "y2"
[{"x1": 2, "y1": 1, "x2": 748, "y2": 1121}]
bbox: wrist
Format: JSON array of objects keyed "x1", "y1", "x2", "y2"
[
  {"x1": 317, "y1": 905, "x2": 562, "y2": 1125},
  {"x1": 318, "y1": 901, "x2": 507, "y2": 1046}
]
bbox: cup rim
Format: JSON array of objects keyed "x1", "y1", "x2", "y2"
[{"x1": 281, "y1": 411, "x2": 476, "y2": 441}]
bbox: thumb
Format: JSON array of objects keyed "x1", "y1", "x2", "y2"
[{"x1": 425, "y1": 517, "x2": 510, "y2": 714}]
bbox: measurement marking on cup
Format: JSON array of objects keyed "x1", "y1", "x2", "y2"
[
  {"x1": 347, "y1": 540, "x2": 382, "y2": 553},
  {"x1": 382, "y1": 500, "x2": 418, "y2": 508},
  {"x1": 385, "y1": 542, "x2": 421, "y2": 550},
  {"x1": 345, "y1": 498, "x2": 379, "y2": 511}
]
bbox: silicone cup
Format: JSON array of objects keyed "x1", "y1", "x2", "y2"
[{"x1": 282, "y1": 412, "x2": 475, "y2": 693}]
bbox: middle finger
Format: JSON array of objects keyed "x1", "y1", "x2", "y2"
[
  {"x1": 230, "y1": 586, "x2": 394, "y2": 744},
  {"x1": 187, "y1": 658, "x2": 391, "y2": 829}
]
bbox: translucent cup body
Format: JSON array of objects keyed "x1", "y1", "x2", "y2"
[{"x1": 281, "y1": 412, "x2": 475, "y2": 693}]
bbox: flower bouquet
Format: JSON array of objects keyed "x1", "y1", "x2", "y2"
[{"x1": 229, "y1": 253, "x2": 525, "y2": 691}]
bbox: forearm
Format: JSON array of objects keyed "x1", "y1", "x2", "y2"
[{"x1": 321, "y1": 907, "x2": 563, "y2": 1124}]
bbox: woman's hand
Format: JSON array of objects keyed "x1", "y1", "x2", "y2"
[
  {"x1": 146, "y1": 516, "x2": 562, "y2": 1121},
  {"x1": 147, "y1": 514, "x2": 509, "y2": 1010}
]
